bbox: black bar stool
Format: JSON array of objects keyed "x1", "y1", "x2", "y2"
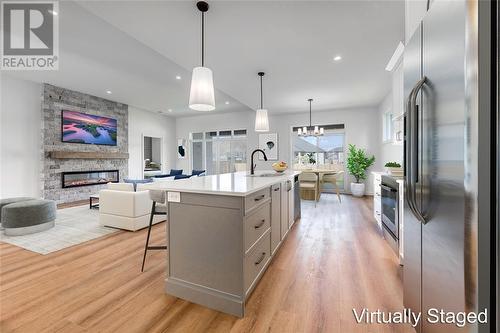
[{"x1": 141, "y1": 189, "x2": 167, "y2": 272}]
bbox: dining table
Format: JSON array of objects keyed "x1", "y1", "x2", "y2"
[{"x1": 296, "y1": 168, "x2": 340, "y2": 200}]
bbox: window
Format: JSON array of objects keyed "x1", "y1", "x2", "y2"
[
  {"x1": 383, "y1": 112, "x2": 393, "y2": 142},
  {"x1": 293, "y1": 127, "x2": 345, "y2": 191},
  {"x1": 191, "y1": 130, "x2": 247, "y2": 175}
]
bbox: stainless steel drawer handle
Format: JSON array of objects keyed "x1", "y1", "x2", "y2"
[
  {"x1": 254, "y1": 252, "x2": 266, "y2": 265},
  {"x1": 254, "y1": 195, "x2": 265, "y2": 202},
  {"x1": 254, "y1": 219, "x2": 266, "y2": 229}
]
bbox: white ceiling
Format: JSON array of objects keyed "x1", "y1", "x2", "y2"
[{"x1": 7, "y1": 0, "x2": 404, "y2": 117}]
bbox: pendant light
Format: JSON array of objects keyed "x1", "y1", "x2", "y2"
[
  {"x1": 298, "y1": 99, "x2": 324, "y2": 137},
  {"x1": 254, "y1": 72, "x2": 269, "y2": 132},
  {"x1": 189, "y1": 1, "x2": 215, "y2": 111}
]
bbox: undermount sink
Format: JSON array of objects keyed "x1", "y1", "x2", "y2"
[{"x1": 247, "y1": 172, "x2": 283, "y2": 177}]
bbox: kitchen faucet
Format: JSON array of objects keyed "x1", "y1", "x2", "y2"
[{"x1": 250, "y1": 149, "x2": 267, "y2": 175}]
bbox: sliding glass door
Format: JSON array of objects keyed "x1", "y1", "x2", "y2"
[
  {"x1": 293, "y1": 127, "x2": 346, "y2": 191},
  {"x1": 191, "y1": 130, "x2": 247, "y2": 175}
]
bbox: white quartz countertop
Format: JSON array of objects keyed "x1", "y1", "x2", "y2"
[
  {"x1": 142, "y1": 170, "x2": 302, "y2": 196},
  {"x1": 372, "y1": 171, "x2": 404, "y2": 184}
]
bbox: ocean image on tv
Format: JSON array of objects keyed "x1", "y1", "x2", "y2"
[{"x1": 62, "y1": 110, "x2": 117, "y2": 145}]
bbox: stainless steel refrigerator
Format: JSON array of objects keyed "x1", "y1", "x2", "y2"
[{"x1": 403, "y1": 0, "x2": 495, "y2": 332}]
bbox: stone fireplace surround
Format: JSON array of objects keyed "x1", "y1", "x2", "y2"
[{"x1": 41, "y1": 84, "x2": 128, "y2": 203}]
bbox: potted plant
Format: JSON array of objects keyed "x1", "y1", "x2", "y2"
[
  {"x1": 384, "y1": 162, "x2": 403, "y2": 176},
  {"x1": 306, "y1": 153, "x2": 316, "y2": 165},
  {"x1": 346, "y1": 144, "x2": 375, "y2": 197}
]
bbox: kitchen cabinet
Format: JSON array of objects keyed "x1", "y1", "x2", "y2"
[
  {"x1": 280, "y1": 180, "x2": 289, "y2": 239},
  {"x1": 270, "y1": 183, "x2": 281, "y2": 255},
  {"x1": 147, "y1": 171, "x2": 301, "y2": 317},
  {"x1": 372, "y1": 172, "x2": 382, "y2": 228},
  {"x1": 288, "y1": 180, "x2": 294, "y2": 229}
]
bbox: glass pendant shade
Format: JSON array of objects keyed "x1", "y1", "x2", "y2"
[
  {"x1": 320, "y1": 127, "x2": 324, "y2": 135},
  {"x1": 314, "y1": 125, "x2": 319, "y2": 134},
  {"x1": 303, "y1": 126, "x2": 307, "y2": 134},
  {"x1": 189, "y1": 66, "x2": 215, "y2": 111},
  {"x1": 255, "y1": 109, "x2": 269, "y2": 132},
  {"x1": 297, "y1": 128, "x2": 303, "y2": 135}
]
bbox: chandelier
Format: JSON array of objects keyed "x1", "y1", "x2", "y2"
[{"x1": 298, "y1": 99, "x2": 324, "y2": 136}]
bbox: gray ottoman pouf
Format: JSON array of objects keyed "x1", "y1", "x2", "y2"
[
  {"x1": 0, "y1": 197, "x2": 35, "y2": 221},
  {"x1": 2, "y1": 199, "x2": 56, "y2": 236}
]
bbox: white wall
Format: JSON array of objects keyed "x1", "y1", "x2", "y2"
[
  {"x1": 378, "y1": 92, "x2": 404, "y2": 166},
  {"x1": 0, "y1": 74, "x2": 42, "y2": 198},
  {"x1": 176, "y1": 107, "x2": 382, "y2": 194},
  {"x1": 128, "y1": 106, "x2": 176, "y2": 179}
]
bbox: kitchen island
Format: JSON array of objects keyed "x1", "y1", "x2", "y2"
[{"x1": 143, "y1": 170, "x2": 301, "y2": 317}]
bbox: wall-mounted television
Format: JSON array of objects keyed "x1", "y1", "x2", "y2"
[{"x1": 62, "y1": 110, "x2": 117, "y2": 146}]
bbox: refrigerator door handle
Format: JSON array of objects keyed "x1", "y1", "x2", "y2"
[
  {"x1": 405, "y1": 85, "x2": 421, "y2": 222},
  {"x1": 409, "y1": 76, "x2": 428, "y2": 224}
]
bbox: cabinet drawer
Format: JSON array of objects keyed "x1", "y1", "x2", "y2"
[
  {"x1": 244, "y1": 231, "x2": 271, "y2": 293},
  {"x1": 245, "y1": 187, "x2": 270, "y2": 214},
  {"x1": 244, "y1": 202, "x2": 271, "y2": 252}
]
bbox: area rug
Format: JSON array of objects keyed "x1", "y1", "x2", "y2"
[{"x1": 0, "y1": 205, "x2": 118, "y2": 255}]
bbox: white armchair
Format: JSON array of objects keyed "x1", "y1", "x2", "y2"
[{"x1": 99, "y1": 185, "x2": 165, "y2": 231}]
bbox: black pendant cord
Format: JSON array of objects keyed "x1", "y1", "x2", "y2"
[
  {"x1": 258, "y1": 72, "x2": 265, "y2": 110},
  {"x1": 197, "y1": 1, "x2": 209, "y2": 67},
  {"x1": 260, "y1": 75, "x2": 263, "y2": 109},
  {"x1": 308, "y1": 99, "x2": 313, "y2": 129},
  {"x1": 309, "y1": 102, "x2": 311, "y2": 128}
]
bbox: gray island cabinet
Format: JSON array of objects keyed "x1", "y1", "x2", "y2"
[{"x1": 143, "y1": 171, "x2": 300, "y2": 317}]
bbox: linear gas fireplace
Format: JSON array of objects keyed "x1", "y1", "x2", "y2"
[{"x1": 62, "y1": 170, "x2": 119, "y2": 188}]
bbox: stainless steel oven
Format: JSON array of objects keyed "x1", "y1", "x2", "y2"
[{"x1": 381, "y1": 175, "x2": 399, "y2": 251}]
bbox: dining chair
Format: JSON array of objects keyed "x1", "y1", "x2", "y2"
[
  {"x1": 299, "y1": 172, "x2": 319, "y2": 206},
  {"x1": 141, "y1": 189, "x2": 167, "y2": 272},
  {"x1": 320, "y1": 171, "x2": 344, "y2": 202},
  {"x1": 234, "y1": 163, "x2": 247, "y2": 172}
]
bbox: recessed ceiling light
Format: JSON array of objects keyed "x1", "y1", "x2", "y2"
[
  {"x1": 48, "y1": 9, "x2": 58, "y2": 16},
  {"x1": 175, "y1": 75, "x2": 181, "y2": 80},
  {"x1": 225, "y1": 101, "x2": 230, "y2": 105},
  {"x1": 333, "y1": 55, "x2": 342, "y2": 61},
  {"x1": 106, "y1": 90, "x2": 112, "y2": 94},
  {"x1": 168, "y1": 109, "x2": 173, "y2": 112}
]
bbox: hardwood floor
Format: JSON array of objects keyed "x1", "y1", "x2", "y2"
[{"x1": 0, "y1": 194, "x2": 414, "y2": 333}]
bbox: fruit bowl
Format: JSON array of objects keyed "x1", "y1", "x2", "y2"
[{"x1": 272, "y1": 162, "x2": 288, "y2": 173}]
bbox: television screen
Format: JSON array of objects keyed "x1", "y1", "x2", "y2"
[{"x1": 62, "y1": 110, "x2": 117, "y2": 146}]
